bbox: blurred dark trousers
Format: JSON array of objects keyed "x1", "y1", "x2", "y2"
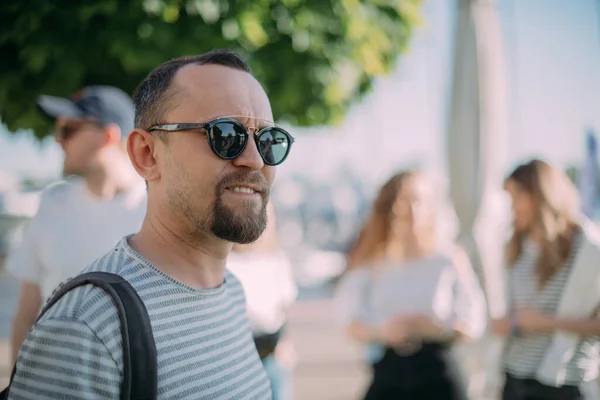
[
  {"x1": 502, "y1": 373, "x2": 582, "y2": 400},
  {"x1": 363, "y1": 344, "x2": 463, "y2": 400}
]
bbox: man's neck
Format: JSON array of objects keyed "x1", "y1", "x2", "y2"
[
  {"x1": 84, "y1": 157, "x2": 138, "y2": 199},
  {"x1": 128, "y1": 214, "x2": 230, "y2": 290}
]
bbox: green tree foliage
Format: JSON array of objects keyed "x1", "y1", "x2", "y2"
[{"x1": 0, "y1": 0, "x2": 422, "y2": 138}]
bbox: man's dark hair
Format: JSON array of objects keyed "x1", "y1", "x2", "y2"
[{"x1": 133, "y1": 49, "x2": 252, "y2": 132}]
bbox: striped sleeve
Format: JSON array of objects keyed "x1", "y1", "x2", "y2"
[
  {"x1": 591, "y1": 303, "x2": 600, "y2": 340},
  {"x1": 7, "y1": 317, "x2": 121, "y2": 400}
]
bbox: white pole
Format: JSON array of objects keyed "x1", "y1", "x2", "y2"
[{"x1": 446, "y1": 0, "x2": 509, "y2": 397}]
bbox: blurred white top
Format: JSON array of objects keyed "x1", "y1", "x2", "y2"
[
  {"x1": 1, "y1": 190, "x2": 41, "y2": 217},
  {"x1": 5, "y1": 177, "x2": 147, "y2": 300},
  {"x1": 227, "y1": 250, "x2": 298, "y2": 336},
  {"x1": 335, "y1": 251, "x2": 487, "y2": 340}
]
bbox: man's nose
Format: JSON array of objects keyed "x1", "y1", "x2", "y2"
[{"x1": 232, "y1": 136, "x2": 264, "y2": 170}]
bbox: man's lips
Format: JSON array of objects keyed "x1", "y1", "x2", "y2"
[{"x1": 224, "y1": 184, "x2": 267, "y2": 195}]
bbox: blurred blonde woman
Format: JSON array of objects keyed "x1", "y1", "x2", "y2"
[
  {"x1": 335, "y1": 170, "x2": 486, "y2": 400},
  {"x1": 494, "y1": 159, "x2": 600, "y2": 400},
  {"x1": 227, "y1": 201, "x2": 298, "y2": 400}
]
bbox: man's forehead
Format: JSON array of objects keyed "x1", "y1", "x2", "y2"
[{"x1": 169, "y1": 64, "x2": 273, "y2": 122}]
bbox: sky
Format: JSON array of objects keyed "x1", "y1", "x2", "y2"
[
  {"x1": 0, "y1": 0, "x2": 599, "y2": 184},
  {"x1": 508, "y1": 0, "x2": 600, "y2": 166}
]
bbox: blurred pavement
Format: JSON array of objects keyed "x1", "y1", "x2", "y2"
[{"x1": 286, "y1": 295, "x2": 369, "y2": 400}]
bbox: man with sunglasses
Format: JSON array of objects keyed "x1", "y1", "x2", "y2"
[
  {"x1": 6, "y1": 86, "x2": 146, "y2": 365},
  {"x1": 6, "y1": 50, "x2": 294, "y2": 399}
]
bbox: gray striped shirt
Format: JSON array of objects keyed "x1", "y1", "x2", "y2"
[
  {"x1": 504, "y1": 231, "x2": 600, "y2": 384},
  {"x1": 8, "y1": 237, "x2": 272, "y2": 399}
]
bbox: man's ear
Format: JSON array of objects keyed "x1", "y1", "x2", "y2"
[{"x1": 127, "y1": 129, "x2": 162, "y2": 183}]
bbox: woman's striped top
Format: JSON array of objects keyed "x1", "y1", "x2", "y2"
[{"x1": 504, "y1": 231, "x2": 600, "y2": 385}]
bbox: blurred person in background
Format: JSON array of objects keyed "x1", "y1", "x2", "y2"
[
  {"x1": 228, "y1": 201, "x2": 298, "y2": 400},
  {"x1": 6, "y1": 86, "x2": 146, "y2": 364},
  {"x1": 335, "y1": 170, "x2": 487, "y2": 400},
  {"x1": 493, "y1": 159, "x2": 600, "y2": 400}
]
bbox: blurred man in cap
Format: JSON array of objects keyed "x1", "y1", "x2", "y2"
[{"x1": 6, "y1": 85, "x2": 146, "y2": 363}]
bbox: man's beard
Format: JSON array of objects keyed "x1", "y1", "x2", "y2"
[
  {"x1": 210, "y1": 170, "x2": 270, "y2": 243},
  {"x1": 175, "y1": 170, "x2": 270, "y2": 244},
  {"x1": 210, "y1": 192, "x2": 268, "y2": 244}
]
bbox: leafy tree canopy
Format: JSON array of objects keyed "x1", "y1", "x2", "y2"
[{"x1": 0, "y1": 0, "x2": 421, "y2": 138}]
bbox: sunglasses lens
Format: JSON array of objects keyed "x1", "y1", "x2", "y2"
[
  {"x1": 257, "y1": 128, "x2": 292, "y2": 165},
  {"x1": 58, "y1": 125, "x2": 77, "y2": 141},
  {"x1": 210, "y1": 121, "x2": 247, "y2": 159},
  {"x1": 57, "y1": 122, "x2": 102, "y2": 141}
]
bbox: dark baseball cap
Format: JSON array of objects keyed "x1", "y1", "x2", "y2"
[{"x1": 36, "y1": 85, "x2": 134, "y2": 137}]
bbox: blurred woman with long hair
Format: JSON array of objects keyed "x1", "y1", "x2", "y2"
[
  {"x1": 493, "y1": 159, "x2": 600, "y2": 400},
  {"x1": 335, "y1": 170, "x2": 487, "y2": 400}
]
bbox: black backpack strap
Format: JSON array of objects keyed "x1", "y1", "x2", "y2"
[{"x1": 1, "y1": 272, "x2": 157, "y2": 400}]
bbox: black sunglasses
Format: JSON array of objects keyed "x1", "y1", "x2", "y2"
[
  {"x1": 148, "y1": 117, "x2": 295, "y2": 166},
  {"x1": 56, "y1": 121, "x2": 103, "y2": 141}
]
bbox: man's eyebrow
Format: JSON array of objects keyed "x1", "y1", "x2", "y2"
[{"x1": 215, "y1": 115, "x2": 275, "y2": 129}]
